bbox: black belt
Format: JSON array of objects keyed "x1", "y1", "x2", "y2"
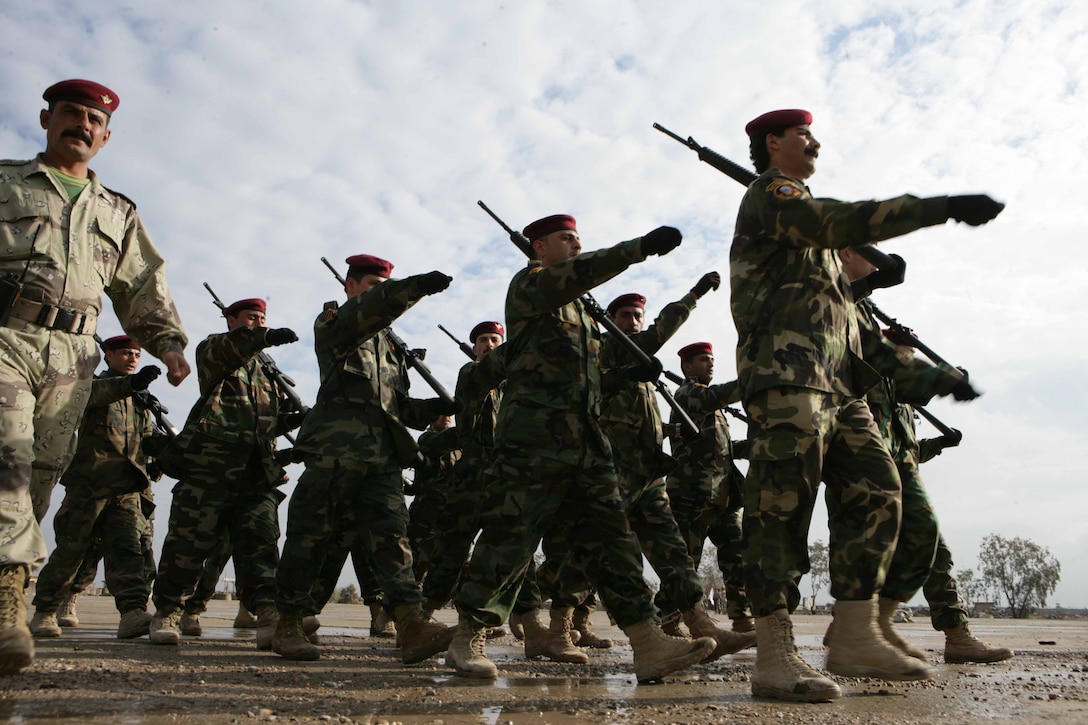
[{"x1": 8, "y1": 298, "x2": 97, "y2": 335}]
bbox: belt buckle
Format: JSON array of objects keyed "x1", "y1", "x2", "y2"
[{"x1": 53, "y1": 307, "x2": 77, "y2": 332}]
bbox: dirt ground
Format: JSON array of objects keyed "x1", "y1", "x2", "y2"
[{"x1": 2, "y1": 597, "x2": 1087, "y2": 725}]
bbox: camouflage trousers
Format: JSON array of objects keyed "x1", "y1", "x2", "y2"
[
  {"x1": 706, "y1": 506, "x2": 751, "y2": 620},
  {"x1": 407, "y1": 480, "x2": 447, "y2": 582},
  {"x1": 311, "y1": 535, "x2": 386, "y2": 612},
  {"x1": 454, "y1": 448, "x2": 656, "y2": 630},
  {"x1": 183, "y1": 535, "x2": 234, "y2": 614},
  {"x1": 32, "y1": 481, "x2": 151, "y2": 614},
  {"x1": 64, "y1": 490, "x2": 155, "y2": 597},
  {"x1": 743, "y1": 388, "x2": 901, "y2": 616},
  {"x1": 871, "y1": 450, "x2": 939, "y2": 602},
  {"x1": 923, "y1": 534, "x2": 969, "y2": 631},
  {"x1": 153, "y1": 473, "x2": 283, "y2": 615},
  {"x1": 276, "y1": 455, "x2": 421, "y2": 615},
  {"x1": 0, "y1": 327, "x2": 98, "y2": 568}
]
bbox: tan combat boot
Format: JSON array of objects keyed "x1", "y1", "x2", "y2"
[
  {"x1": 572, "y1": 606, "x2": 612, "y2": 649},
  {"x1": 878, "y1": 598, "x2": 928, "y2": 661},
  {"x1": 117, "y1": 609, "x2": 153, "y2": 639},
  {"x1": 302, "y1": 615, "x2": 320, "y2": 645},
  {"x1": 658, "y1": 611, "x2": 687, "y2": 638},
  {"x1": 254, "y1": 604, "x2": 279, "y2": 650},
  {"x1": 508, "y1": 611, "x2": 525, "y2": 641},
  {"x1": 0, "y1": 565, "x2": 34, "y2": 676},
  {"x1": 943, "y1": 622, "x2": 1014, "y2": 664},
  {"x1": 149, "y1": 609, "x2": 181, "y2": 645},
  {"x1": 825, "y1": 598, "x2": 935, "y2": 680},
  {"x1": 624, "y1": 617, "x2": 715, "y2": 683},
  {"x1": 394, "y1": 603, "x2": 454, "y2": 664},
  {"x1": 179, "y1": 612, "x2": 202, "y2": 637},
  {"x1": 447, "y1": 615, "x2": 498, "y2": 678},
  {"x1": 233, "y1": 602, "x2": 257, "y2": 628},
  {"x1": 56, "y1": 592, "x2": 79, "y2": 627},
  {"x1": 370, "y1": 602, "x2": 396, "y2": 638},
  {"x1": 30, "y1": 610, "x2": 61, "y2": 639},
  {"x1": 751, "y1": 609, "x2": 841, "y2": 702},
  {"x1": 683, "y1": 603, "x2": 757, "y2": 661},
  {"x1": 523, "y1": 607, "x2": 588, "y2": 663},
  {"x1": 273, "y1": 611, "x2": 320, "y2": 661}
]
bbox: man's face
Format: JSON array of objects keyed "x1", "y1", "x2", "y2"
[
  {"x1": 768, "y1": 124, "x2": 819, "y2": 180},
  {"x1": 104, "y1": 347, "x2": 141, "y2": 375},
  {"x1": 532, "y1": 229, "x2": 581, "y2": 267},
  {"x1": 682, "y1": 353, "x2": 714, "y2": 385},
  {"x1": 473, "y1": 332, "x2": 503, "y2": 358},
  {"x1": 839, "y1": 248, "x2": 877, "y2": 282},
  {"x1": 346, "y1": 274, "x2": 388, "y2": 298},
  {"x1": 226, "y1": 309, "x2": 266, "y2": 331},
  {"x1": 40, "y1": 101, "x2": 111, "y2": 167},
  {"x1": 611, "y1": 306, "x2": 645, "y2": 335},
  {"x1": 432, "y1": 414, "x2": 453, "y2": 431}
]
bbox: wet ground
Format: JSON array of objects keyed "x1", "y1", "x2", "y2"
[{"x1": 2, "y1": 597, "x2": 1087, "y2": 724}]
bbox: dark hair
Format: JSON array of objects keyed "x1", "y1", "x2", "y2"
[{"x1": 749, "y1": 126, "x2": 789, "y2": 173}]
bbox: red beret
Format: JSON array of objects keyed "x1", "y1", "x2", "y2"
[
  {"x1": 43, "y1": 79, "x2": 120, "y2": 117},
  {"x1": 678, "y1": 342, "x2": 713, "y2": 360},
  {"x1": 470, "y1": 321, "x2": 505, "y2": 342},
  {"x1": 606, "y1": 293, "x2": 647, "y2": 316},
  {"x1": 223, "y1": 298, "x2": 267, "y2": 317},
  {"x1": 745, "y1": 109, "x2": 813, "y2": 138},
  {"x1": 345, "y1": 254, "x2": 394, "y2": 278},
  {"x1": 101, "y1": 335, "x2": 140, "y2": 352},
  {"x1": 523, "y1": 214, "x2": 577, "y2": 242}
]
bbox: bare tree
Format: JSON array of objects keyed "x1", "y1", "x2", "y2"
[{"x1": 978, "y1": 533, "x2": 1061, "y2": 619}]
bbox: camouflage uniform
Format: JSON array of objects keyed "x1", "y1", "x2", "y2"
[
  {"x1": 730, "y1": 167, "x2": 950, "y2": 615},
  {"x1": 409, "y1": 423, "x2": 461, "y2": 579},
  {"x1": 32, "y1": 370, "x2": 159, "y2": 615},
  {"x1": 454, "y1": 237, "x2": 660, "y2": 630},
  {"x1": 666, "y1": 378, "x2": 750, "y2": 619},
  {"x1": 275, "y1": 277, "x2": 448, "y2": 615},
  {"x1": 0, "y1": 156, "x2": 187, "y2": 569},
  {"x1": 152, "y1": 326, "x2": 291, "y2": 615}
]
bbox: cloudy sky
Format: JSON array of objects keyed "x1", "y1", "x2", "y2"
[{"x1": 5, "y1": 0, "x2": 1086, "y2": 610}]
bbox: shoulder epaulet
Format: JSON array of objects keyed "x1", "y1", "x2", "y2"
[{"x1": 101, "y1": 185, "x2": 138, "y2": 209}]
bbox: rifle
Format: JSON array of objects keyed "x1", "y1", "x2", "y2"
[
  {"x1": 318, "y1": 258, "x2": 458, "y2": 408},
  {"x1": 476, "y1": 200, "x2": 700, "y2": 439},
  {"x1": 438, "y1": 324, "x2": 476, "y2": 360},
  {"x1": 864, "y1": 300, "x2": 956, "y2": 371},
  {"x1": 202, "y1": 283, "x2": 310, "y2": 445},
  {"x1": 652, "y1": 122, "x2": 906, "y2": 278},
  {"x1": 914, "y1": 404, "x2": 962, "y2": 444}
]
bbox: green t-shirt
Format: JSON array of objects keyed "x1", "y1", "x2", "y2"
[{"x1": 47, "y1": 167, "x2": 91, "y2": 201}]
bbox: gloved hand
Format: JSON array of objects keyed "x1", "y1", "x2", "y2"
[
  {"x1": 265, "y1": 327, "x2": 299, "y2": 346},
  {"x1": 624, "y1": 357, "x2": 663, "y2": 383},
  {"x1": 691, "y1": 271, "x2": 721, "y2": 297},
  {"x1": 130, "y1": 365, "x2": 161, "y2": 391},
  {"x1": 142, "y1": 433, "x2": 172, "y2": 458},
  {"x1": 641, "y1": 226, "x2": 682, "y2": 256},
  {"x1": 947, "y1": 195, "x2": 1005, "y2": 226},
  {"x1": 865, "y1": 254, "x2": 906, "y2": 290},
  {"x1": 951, "y1": 367, "x2": 981, "y2": 401},
  {"x1": 418, "y1": 271, "x2": 453, "y2": 295},
  {"x1": 282, "y1": 411, "x2": 307, "y2": 432},
  {"x1": 938, "y1": 429, "x2": 963, "y2": 449},
  {"x1": 731, "y1": 439, "x2": 751, "y2": 460},
  {"x1": 429, "y1": 396, "x2": 464, "y2": 416}
]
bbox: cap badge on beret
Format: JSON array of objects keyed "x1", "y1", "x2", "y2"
[{"x1": 43, "y1": 79, "x2": 120, "y2": 116}]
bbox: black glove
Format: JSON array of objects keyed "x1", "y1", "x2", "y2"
[
  {"x1": 641, "y1": 226, "x2": 682, "y2": 256},
  {"x1": 142, "y1": 433, "x2": 171, "y2": 458},
  {"x1": 939, "y1": 429, "x2": 963, "y2": 449},
  {"x1": 430, "y1": 396, "x2": 464, "y2": 416},
  {"x1": 731, "y1": 439, "x2": 751, "y2": 460},
  {"x1": 130, "y1": 365, "x2": 161, "y2": 391},
  {"x1": 947, "y1": 195, "x2": 1005, "y2": 226},
  {"x1": 265, "y1": 327, "x2": 299, "y2": 346},
  {"x1": 951, "y1": 367, "x2": 980, "y2": 401},
  {"x1": 282, "y1": 411, "x2": 307, "y2": 432},
  {"x1": 866, "y1": 254, "x2": 906, "y2": 290},
  {"x1": 624, "y1": 357, "x2": 663, "y2": 383},
  {"x1": 418, "y1": 271, "x2": 453, "y2": 295},
  {"x1": 691, "y1": 271, "x2": 721, "y2": 297}
]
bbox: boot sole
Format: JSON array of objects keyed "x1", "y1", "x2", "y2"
[
  {"x1": 31, "y1": 629, "x2": 61, "y2": 639},
  {"x1": 274, "y1": 647, "x2": 320, "y2": 661},
  {"x1": 945, "y1": 651, "x2": 1014, "y2": 664},
  {"x1": 117, "y1": 629, "x2": 150, "y2": 639},
  {"x1": 149, "y1": 635, "x2": 179, "y2": 645},
  {"x1": 636, "y1": 640, "x2": 715, "y2": 683},
  {"x1": 826, "y1": 661, "x2": 934, "y2": 681},
  {"x1": 752, "y1": 680, "x2": 842, "y2": 702},
  {"x1": 0, "y1": 651, "x2": 34, "y2": 675}
]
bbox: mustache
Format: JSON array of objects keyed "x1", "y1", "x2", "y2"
[{"x1": 61, "y1": 129, "x2": 93, "y2": 145}]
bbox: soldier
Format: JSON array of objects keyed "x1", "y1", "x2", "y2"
[
  {"x1": 1, "y1": 79, "x2": 190, "y2": 675},
  {"x1": 409, "y1": 414, "x2": 461, "y2": 581},
  {"x1": 731, "y1": 108, "x2": 1003, "y2": 701},
  {"x1": 664, "y1": 342, "x2": 752, "y2": 632},
  {"x1": 148, "y1": 298, "x2": 300, "y2": 648},
  {"x1": 29, "y1": 335, "x2": 163, "y2": 639},
  {"x1": 447, "y1": 213, "x2": 714, "y2": 682},
  {"x1": 272, "y1": 254, "x2": 457, "y2": 664}
]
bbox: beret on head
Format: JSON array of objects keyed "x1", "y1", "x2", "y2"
[
  {"x1": 345, "y1": 254, "x2": 394, "y2": 278},
  {"x1": 223, "y1": 298, "x2": 267, "y2": 317},
  {"x1": 745, "y1": 109, "x2": 813, "y2": 139},
  {"x1": 606, "y1": 293, "x2": 647, "y2": 316},
  {"x1": 101, "y1": 334, "x2": 140, "y2": 352},
  {"x1": 678, "y1": 341, "x2": 713, "y2": 360},
  {"x1": 43, "y1": 79, "x2": 120, "y2": 116},
  {"x1": 470, "y1": 321, "x2": 505, "y2": 343},
  {"x1": 523, "y1": 214, "x2": 577, "y2": 242}
]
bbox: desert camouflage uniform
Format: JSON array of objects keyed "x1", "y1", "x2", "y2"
[
  {"x1": 454, "y1": 237, "x2": 660, "y2": 630},
  {"x1": 0, "y1": 156, "x2": 186, "y2": 568},
  {"x1": 275, "y1": 276, "x2": 447, "y2": 616},
  {"x1": 666, "y1": 378, "x2": 750, "y2": 619},
  {"x1": 730, "y1": 167, "x2": 950, "y2": 615},
  {"x1": 33, "y1": 371, "x2": 158, "y2": 615},
  {"x1": 152, "y1": 326, "x2": 292, "y2": 615}
]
